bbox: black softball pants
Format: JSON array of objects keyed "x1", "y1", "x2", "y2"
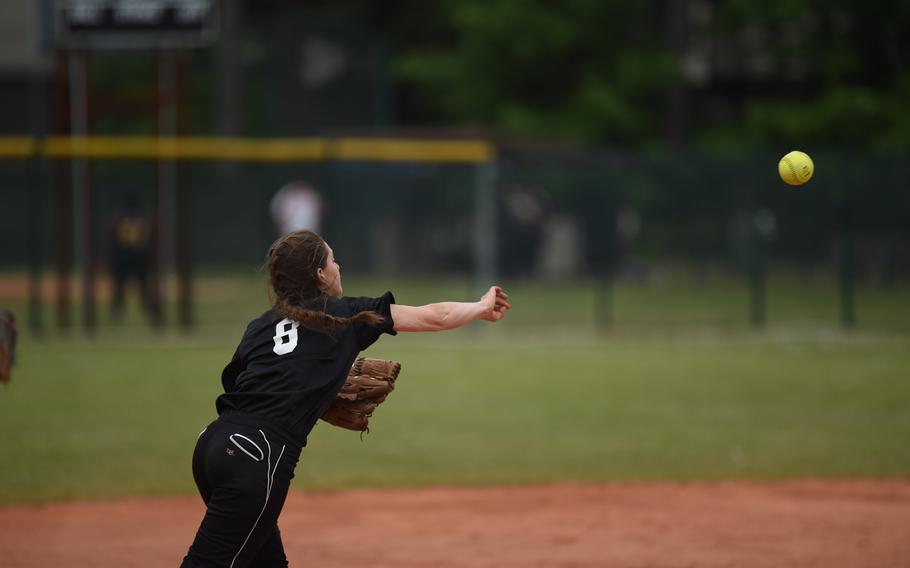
[{"x1": 181, "y1": 417, "x2": 301, "y2": 568}]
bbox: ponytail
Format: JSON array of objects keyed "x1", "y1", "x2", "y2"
[{"x1": 274, "y1": 296, "x2": 385, "y2": 332}]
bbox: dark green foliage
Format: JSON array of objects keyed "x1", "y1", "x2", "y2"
[
  {"x1": 389, "y1": 0, "x2": 910, "y2": 147},
  {"x1": 75, "y1": 1, "x2": 910, "y2": 146}
]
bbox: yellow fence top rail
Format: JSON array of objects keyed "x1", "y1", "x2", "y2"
[
  {"x1": 0, "y1": 136, "x2": 496, "y2": 163},
  {"x1": 0, "y1": 137, "x2": 38, "y2": 158}
]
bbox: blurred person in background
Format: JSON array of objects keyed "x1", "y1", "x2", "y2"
[
  {"x1": 269, "y1": 181, "x2": 324, "y2": 236},
  {"x1": 108, "y1": 198, "x2": 155, "y2": 324},
  {"x1": 500, "y1": 184, "x2": 552, "y2": 279}
]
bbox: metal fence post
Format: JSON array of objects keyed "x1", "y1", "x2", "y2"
[{"x1": 474, "y1": 160, "x2": 498, "y2": 295}]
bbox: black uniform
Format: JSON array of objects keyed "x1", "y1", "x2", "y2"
[
  {"x1": 181, "y1": 292, "x2": 396, "y2": 568},
  {"x1": 109, "y1": 213, "x2": 155, "y2": 321}
]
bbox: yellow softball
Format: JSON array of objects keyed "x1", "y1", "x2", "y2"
[{"x1": 778, "y1": 151, "x2": 814, "y2": 186}]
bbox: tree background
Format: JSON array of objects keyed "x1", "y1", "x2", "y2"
[{"x1": 275, "y1": 0, "x2": 910, "y2": 148}]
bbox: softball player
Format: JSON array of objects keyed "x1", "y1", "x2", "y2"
[{"x1": 180, "y1": 229, "x2": 509, "y2": 568}]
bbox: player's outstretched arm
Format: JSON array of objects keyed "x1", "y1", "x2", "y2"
[{"x1": 390, "y1": 286, "x2": 509, "y2": 332}]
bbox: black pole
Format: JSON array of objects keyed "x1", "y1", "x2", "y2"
[
  {"x1": 69, "y1": 50, "x2": 96, "y2": 332},
  {"x1": 176, "y1": 173, "x2": 193, "y2": 330},
  {"x1": 595, "y1": 275, "x2": 613, "y2": 329},
  {"x1": 27, "y1": 75, "x2": 48, "y2": 335},
  {"x1": 839, "y1": 232, "x2": 856, "y2": 328},
  {"x1": 748, "y1": 223, "x2": 766, "y2": 329},
  {"x1": 54, "y1": 51, "x2": 72, "y2": 332},
  {"x1": 81, "y1": 153, "x2": 96, "y2": 332},
  {"x1": 27, "y1": 165, "x2": 44, "y2": 335},
  {"x1": 175, "y1": 53, "x2": 193, "y2": 330},
  {"x1": 838, "y1": 185, "x2": 856, "y2": 329}
]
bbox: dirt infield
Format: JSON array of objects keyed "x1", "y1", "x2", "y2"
[{"x1": 1, "y1": 480, "x2": 909, "y2": 568}]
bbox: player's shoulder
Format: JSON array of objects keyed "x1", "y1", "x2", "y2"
[
  {"x1": 319, "y1": 295, "x2": 365, "y2": 318},
  {"x1": 341, "y1": 291, "x2": 396, "y2": 316},
  {"x1": 251, "y1": 307, "x2": 280, "y2": 326},
  {"x1": 239, "y1": 308, "x2": 280, "y2": 339}
]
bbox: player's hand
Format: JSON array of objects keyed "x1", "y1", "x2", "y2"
[{"x1": 479, "y1": 286, "x2": 510, "y2": 322}]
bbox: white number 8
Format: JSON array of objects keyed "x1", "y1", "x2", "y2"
[{"x1": 273, "y1": 318, "x2": 299, "y2": 355}]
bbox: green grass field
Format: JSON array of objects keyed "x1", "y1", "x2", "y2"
[{"x1": 1, "y1": 274, "x2": 909, "y2": 504}]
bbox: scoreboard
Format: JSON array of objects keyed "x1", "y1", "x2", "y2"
[{"x1": 56, "y1": 0, "x2": 217, "y2": 49}]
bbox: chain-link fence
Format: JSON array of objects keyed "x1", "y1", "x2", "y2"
[{"x1": 1, "y1": 145, "x2": 908, "y2": 330}]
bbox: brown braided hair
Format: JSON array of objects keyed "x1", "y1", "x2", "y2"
[{"x1": 266, "y1": 230, "x2": 384, "y2": 331}]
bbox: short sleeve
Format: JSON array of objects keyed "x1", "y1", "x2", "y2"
[{"x1": 345, "y1": 291, "x2": 397, "y2": 351}]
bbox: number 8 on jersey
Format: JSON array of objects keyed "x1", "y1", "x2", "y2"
[{"x1": 273, "y1": 318, "x2": 299, "y2": 355}]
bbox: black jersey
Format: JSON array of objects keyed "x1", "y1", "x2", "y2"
[{"x1": 215, "y1": 292, "x2": 396, "y2": 448}]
